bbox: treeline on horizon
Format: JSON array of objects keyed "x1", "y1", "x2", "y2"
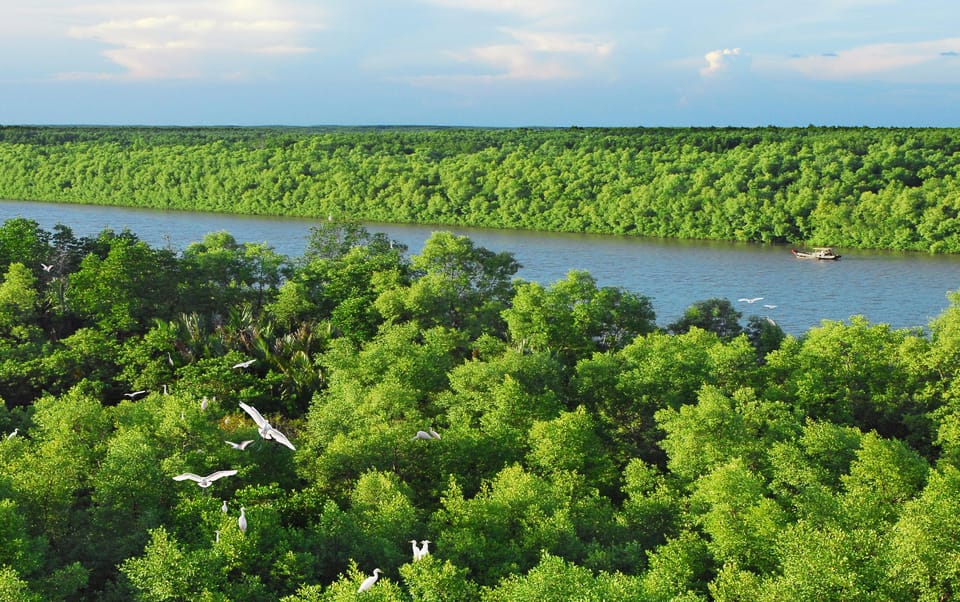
[
  {"x1": 2, "y1": 124, "x2": 960, "y2": 253},
  {"x1": 4, "y1": 216, "x2": 960, "y2": 600}
]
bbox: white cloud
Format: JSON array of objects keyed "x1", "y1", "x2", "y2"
[
  {"x1": 700, "y1": 48, "x2": 748, "y2": 77},
  {"x1": 415, "y1": 27, "x2": 613, "y2": 84},
  {"x1": 418, "y1": 0, "x2": 574, "y2": 20},
  {"x1": 62, "y1": 1, "x2": 324, "y2": 80},
  {"x1": 781, "y1": 37, "x2": 960, "y2": 81}
]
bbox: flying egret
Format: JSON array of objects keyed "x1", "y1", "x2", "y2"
[
  {"x1": 738, "y1": 297, "x2": 763, "y2": 304},
  {"x1": 238, "y1": 507, "x2": 247, "y2": 534},
  {"x1": 172, "y1": 470, "x2": 238, "y2": 488},
  {"x1": 232, "y1": 359, "x2": 256, "y2": 369},
  {"x1": 124, "y1": 390, "x2": 147, "y2": 399},
  {"x1": 763, "y1": 304, "x2": 777, "y2": 309},
  {"x1": 225, "y1": 439, "x2": 255, "y2": 450},
  {"x1": 358, "y1": 568, "x2": 382, "y2": 593},
  {"x1": 409, "y1": 539, "x2": 422, "y2": 561},
  {"x1": 419, "y1": 540, "x2": 431, "y2": 559},
  {"x1": 238, "y1": 402, "x2": 296, "y2": 450},
  {"x1": 40, "y1": 263, "x2": 53, "y2": 272}
]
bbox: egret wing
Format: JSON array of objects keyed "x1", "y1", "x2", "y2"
[
  {"x1": 268, "y1": 428, "x2": 296, "y2": 450},
  {"x1": 238, "y1": 402, "x2": 268, "y2": 428},
  {"x1": 206, "y1": 470, "x2": 238, "y2": 481},
  {"x1": 173, "y1": 473, "x2": 202, "y2": 482}
]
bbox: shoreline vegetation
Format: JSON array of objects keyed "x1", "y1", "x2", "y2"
[
  {"x1": 3, "y1": 216, "x2": 960, "y2": 599},
  {"x1": 2, "y1": 125, "x2": 960, "y2": 253}
]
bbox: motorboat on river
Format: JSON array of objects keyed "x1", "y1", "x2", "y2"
[{"x1": 792, "y1": 246, "x2": 841, "y2": 260}]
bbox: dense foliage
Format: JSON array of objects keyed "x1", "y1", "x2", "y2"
[
  {"x1": 3, "y1": 216, "x2": 960, "y2": 600},
  {"x1": 3, "y1": 125, "x2": 960, "y2": 252}
]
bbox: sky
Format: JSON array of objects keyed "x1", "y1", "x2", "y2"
[{"x1": 1, "y1": 0, "x2": 958, "y2": 127}]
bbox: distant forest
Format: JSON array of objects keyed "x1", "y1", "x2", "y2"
[{"x1": 2, "y1": 125, "x2": 960, "y2": 252}]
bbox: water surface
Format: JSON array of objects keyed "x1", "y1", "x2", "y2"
[{"x1": 3, "y1": 199, "x2": 957, "y2": 336}]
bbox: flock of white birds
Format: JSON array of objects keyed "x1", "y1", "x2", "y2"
[{"x1": 163, "y1": 356, "x2": 441, "y2": 593}]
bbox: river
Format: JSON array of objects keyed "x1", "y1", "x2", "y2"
[{"x1": 2, "y1": 199, "x2": 958, "y2": 337}]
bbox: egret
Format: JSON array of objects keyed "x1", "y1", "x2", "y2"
[
  {"x1": 428, "y1": 428, "x2": 441, "y2": 440},
  {"x1": 419, "y1": 540, "x2": 431, "y2": 559},
  {"x1": 763, "y1": 304, "x2": 777, "y2": 309},
  {"x1": 6, "y1": 428, "x2": 18, "y2": 440},
  {"x1": 172, "y1": 470, "x2": 238, "y2": 488},
  {"x1": 40, "y1": 263, "x2": 53, "y2": 272},
  {"x1": 412, "y1": 431, "x2": 433, "y2": 441},
  {"x1": 221, "y1": 500, "x2": 228, "y2": 514},
  {"x1": 409, "y1": 539, "x2": 422, "y2": 561},
  {"x1": 238, "y1": 402, "x2": 296, "y2": 450},
  {"x1": 232, "y1": 359, "x2": 256, "y2": 369},
  {"x1": 357, "y1": 568, "x2": 382, "y2": 593},
  {"x1": 215, "y1": 530, "x2": 220, "y2": 543},
  {"x1": 738, "y1": 297, "x2": 763, "y2": 304},
  {"x1": 124, "y1": 390, "x2": 147, "y2": 399},
  {"x1": 238, "y1": 507, "x2": 247, "y2": 534},
  {"x1": 200, "y1": 396, "x2": 208, "y2": 411},
  {"x1": 766, "y1": 316, "x2": 777, "y2": 327},
  {"x1": 225, "y1": 439, "x2": 255, "y2": 450}
]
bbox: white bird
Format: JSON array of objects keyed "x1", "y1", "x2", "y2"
[
  {"x1": 419, "y1": 540, "x2": 431, "y2": 559},
  {"x1": 763, "y1": 304, "x2": 777, "y2": 309},
  {"x1": 357, "y1": 568, "x2": 382, "y2": 593},
  {"x1": 215, "y1": 530, "x2": 220, "y2": 543},
  {"x1": 738, "y1": 297, "x2": 763, "y2": 304},
  {"x1": 238, "y1": 402, "x2": 296, "y2": 450},
  {"x1": 232, "y1": 359, "x2": 256, "y2": 369},
  {"x1": 172, "y1": 470, "x2": 238, "y2": 488},
  {"x1": 238, "y1": 507, "x2": 247, "y2": 534},
  {"x1": 412, "y1": 430, "x2": 434, "y2": 441},
  {"x1": 766, "y1": 316, "x2": 777, "y2": 327},
  {"x1": 163, "y1": 384, "x2": 169, "y2": 395},
  {"x1": 124, "y1": 390, "x2": 147, "y2": 399},
  {"x1": 6, "y1": 428, "x2": 18, "y2": 440},
  {"x1": 409, "y1": 539, "x2": 422, "y2": 561},
  {"x1": 221, "y1": 500, "x2": 228, "y2": 514},
  {"x1": 40, "y1": 263, "x2": 53, "y2": 272},
  {"x1": 200, "y1": 396, "x2": 208, "y2": 411},
  {"x1": 428, "y1": 428, "x2": 441, "y2": 440},
  {"x1": 225, "y1": 439, "x2": 255, "y2": 450}
]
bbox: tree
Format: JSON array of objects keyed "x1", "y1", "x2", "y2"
[{"x1": 667, "y1": 298, "x2": 742, "y2": 341}]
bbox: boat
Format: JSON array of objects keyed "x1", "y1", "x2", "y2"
[{"x1": 792, "y1": 247, "x2": 841, "y2": 260}]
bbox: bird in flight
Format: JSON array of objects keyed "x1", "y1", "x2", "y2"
[
  {"x1": 738, "y1": 297, "x2": 763, "y2": 303},
  {"x1": 172, "y1": 470, "x2": 238, "y2": 488},
  {"x1": 763, "y1": 304, "x2": 777, "y2": 309},
  {"x1": 232, "y1": 359, "x2": 256, "y2": 369},
  {"x1": 124, "y1": 390, "x2": 147, "y2": 399},
  {"x1": 239, "y1": 402, "x2": 296, "y2": 450},
  {"x1": 40, "y1": 263, "x2": 53, "y2": 272},
  {"x1": 225, "y1": 439, "x2": 255, "y2": 450}
]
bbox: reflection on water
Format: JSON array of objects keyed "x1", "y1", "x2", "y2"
[{"x1": 2, "y1": 199, "x2": 958, "y2": 336}]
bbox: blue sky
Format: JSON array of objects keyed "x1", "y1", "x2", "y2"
[{"x1": 2, "y1": 0, "x2": 958, "y2": 127}]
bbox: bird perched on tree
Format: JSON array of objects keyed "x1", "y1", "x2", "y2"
[
  {"x1": 172, "y1": 470, "x2": 237, "y2": 488},
  {"x1": 358, "y1": 568, "x2": 382, "y2": 593},
  {"x1": 238, "y1": 507, "x2": 247, "y2": 534},
  {"x1": 419, "y1": 540, "x2": 431, "y2": 559}
]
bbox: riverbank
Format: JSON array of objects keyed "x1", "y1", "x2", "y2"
[{"x1": 2, "y1": 125, "x2": 960, "y2": 252}]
